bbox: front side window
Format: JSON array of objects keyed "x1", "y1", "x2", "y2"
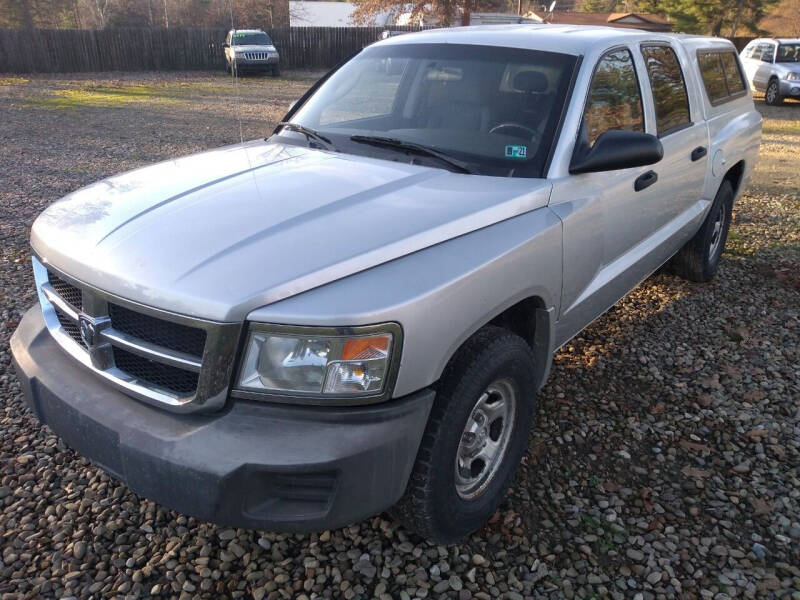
[
  {"x1": 582, "y1": 48, "x2": 644, "y2": 146},
  {"x1": 285, "y1": 43, "x2": 578, "y2": 178},
  {"x1": 641, "y1": 45, "x2": 691, "y2": 136},
  {"x1": 777, "y1": 43, "x2": 800, "y2": 63}
]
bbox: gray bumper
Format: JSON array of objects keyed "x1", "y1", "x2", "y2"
[
  {"x1": 779, "y1": 79, "x2": 800, "y2": 97},
  {"x1": 234, "y1": 57, "x2": 279, "y2": 68},
  {"x1": 11, "y1": 306, "x2": 433, "y2": 532}
]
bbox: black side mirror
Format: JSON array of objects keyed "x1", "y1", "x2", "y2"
[
  {"x1": 570, "y1": 129, "x2": 663, "y2": 175},
  {"x1": 223, "y1": 43, "x2": 230, "y2": 48}
]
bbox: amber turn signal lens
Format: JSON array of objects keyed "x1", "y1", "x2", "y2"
[{"x1": 341, "y1": 335, "x2": 391, "y2": 361}]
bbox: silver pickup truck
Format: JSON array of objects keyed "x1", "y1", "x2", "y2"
[{"x1": 11, "y1": 25, "x2": 761, "y2": 542}]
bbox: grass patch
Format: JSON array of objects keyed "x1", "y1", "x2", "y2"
[
  {"x1": 762, "y1": 119, "x2": 800, "y2": 136},
  {"x1": 0, "y1": 77, "x2": 29, "y2": 85},
  {"x1": 24, "y1": 85, "x2": 183, "y2": 109}
]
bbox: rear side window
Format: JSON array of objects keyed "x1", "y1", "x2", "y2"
[
  {"x1": 583, "y1": 48, "x2": 644, "y2": 146},
  {"x1": 720, "y1": 53, "x2": 746, "y2": 94},
  {"x1": 698, "y1": 50, "x2": 747, "y2": 105},
  {"x1": 698, "y1": 53, "x2": 728, "y2": 103},
  {"x1": 641, "y1": 45, "x2": 691, "y2": 136}
]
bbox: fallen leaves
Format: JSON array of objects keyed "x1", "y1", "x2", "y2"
[{"x1": 681, "y1": 465, "x2": 712, "y2": 479}]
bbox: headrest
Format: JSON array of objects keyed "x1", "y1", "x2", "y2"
[{"x1": 513, "y1": 70, "x2": 548, "y2": 93}]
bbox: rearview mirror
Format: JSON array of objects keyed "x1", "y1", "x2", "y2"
[{"x1": 570, "y1": 130, "x2": 663, "y2": 175}]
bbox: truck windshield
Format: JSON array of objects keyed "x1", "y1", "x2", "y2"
[
  {"x1": 284, "y1": 43, "x2": 578, "y2": 178},
  {"x1": 777, "y1": 43, "x2": 800, "y2": 62},
  {"x1": 232, "y1": 32, "x2": 272, "y2": 46}
]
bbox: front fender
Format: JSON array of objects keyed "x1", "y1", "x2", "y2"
[{"x1": 247, "y1": 207, "x2": 563, "y2": 397}]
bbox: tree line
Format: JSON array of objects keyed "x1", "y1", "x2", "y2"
[
  {"x1": 0, "y1": 0, "x2": 780, "y2": 35},
  {"x1": 0, "y1": 0, "x2": 282, "y2": 29}
]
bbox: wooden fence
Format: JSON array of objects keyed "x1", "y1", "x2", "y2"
[
  {"x1": 0, "y1": 27, "x2": 755, "y2": 74},
  {"x1": 0, "y1": 27, "x2": 423, "y2": 73}
]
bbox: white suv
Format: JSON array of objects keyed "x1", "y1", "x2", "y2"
[
  {"x1": 740, "y1": 38, "x2": 800, "y2": 105},
  {"x1": 224, "y1": 29, "x2": 280, "y2": 76}
]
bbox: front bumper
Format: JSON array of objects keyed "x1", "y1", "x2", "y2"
[
  {"x1": 779, "y1": 79, "x2": 800, "y2": 97},
  {"x1": 232, "y1": 56, "x2": 279, "y2": 69},
  {"x1": 11, "y1": 306, "x2": 434, "y2": 531}
]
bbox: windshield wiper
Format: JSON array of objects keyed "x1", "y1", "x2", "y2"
[
  {"x1": 274, "y1": 122, "x2": 339, "y2": 152},
  {"x1": 350, "y1": 135, "x2": 473, "y2": 174}
]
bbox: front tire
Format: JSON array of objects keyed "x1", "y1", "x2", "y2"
[
  {"x1": 671, "y1": 180, "x2": 734, "y2": 282},
  {"x1": 765, "y1": 78, "x2": 783, "y2": 106},
  {"x1": 271, "y1": 65, "x2": 281, "y2": 77},
  {"x1": 392, "y1": 327, "x2": 537, "y2": 543}
]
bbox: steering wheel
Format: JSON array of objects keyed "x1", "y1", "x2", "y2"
[{"x1": 489, "y1": 122, "x2": 539, "y2": 141}]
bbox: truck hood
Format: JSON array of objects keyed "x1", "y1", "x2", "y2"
[
  {"x1": 232, "y1": 44, "x2": 277, "y2": 52},
  {"x1": 32, "y1": 140, "x2": 551, "y2": 321}
]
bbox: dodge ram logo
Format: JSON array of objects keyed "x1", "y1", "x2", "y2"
[{"x1": 79, "y1": 314, "x2": 96, "y2": 348}]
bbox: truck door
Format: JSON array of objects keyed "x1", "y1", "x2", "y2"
[
  {"x1": 550, "y1": 45, "x2": 666, "y2": 345},
  {"x1": 637, "y1": 42, "x2": 709, "y2": 262}
]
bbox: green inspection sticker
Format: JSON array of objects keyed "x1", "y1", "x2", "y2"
[{"x1": 505, "y1": 145, "x2": 527, "y2": 159}]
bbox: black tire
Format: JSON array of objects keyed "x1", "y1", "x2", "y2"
[
  {"x1": 670, "y1": 180, "x2": 734, "y2": 282},
  {"x1": 271, "y1": 65, "x2": 281, "y2": 77},
  {"x1": 765, "y1": 78, "x2": 783, "y2": 106},
  {"x1": 225, "y1": 61, "x2": 231, "y2": 74},
  {"x1": 391, "y1": 326, "x2": 537, "y2": 543}
]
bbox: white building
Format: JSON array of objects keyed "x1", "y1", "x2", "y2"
[{"x1": 289, "y1": 1, "x2": 393, "y2": 27}]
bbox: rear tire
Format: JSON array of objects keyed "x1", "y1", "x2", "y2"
[
  {"x1": 670, "y1": 180, "x2": 734, "y2": 282},
  {"x1": 391, "y1": 326, "x2": 537, "y2": 543},
  {"x1": 765, "y1": 78, "x2": 783, "y2": 106}
]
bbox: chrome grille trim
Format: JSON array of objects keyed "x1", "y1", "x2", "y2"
[
  {"x1": 100, "y1": 328, "x2": 203, "y2": 372},
  {"x1": 32, "y1": 255, "x2": 242, "y2": 413}
]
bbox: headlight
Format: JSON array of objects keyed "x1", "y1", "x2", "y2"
[
  {"x1": 236, "y1": 323, "x2": 401, "y2": 403},
  {"x1": 785, "y1": 72, "x2": 800, "y2": 81}
]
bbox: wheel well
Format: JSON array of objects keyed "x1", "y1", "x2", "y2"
[
  {"x1": 488, "y1": 296, "x2": 544, "y2": 348},
  {"x1": 723, "y1": 160, "x2": 745, "y2": 197}
]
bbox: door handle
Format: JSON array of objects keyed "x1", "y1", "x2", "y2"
[
  {"x1": 691, "y1": 146, "x2": 708, "y2": 161},
  {"x1": 634, "y1": 170, "x2": 658, "y2": 192}
]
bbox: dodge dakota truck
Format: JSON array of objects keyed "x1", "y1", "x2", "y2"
[{"x1": 11, "y1": 25, "x2": 761, "y2": 542}]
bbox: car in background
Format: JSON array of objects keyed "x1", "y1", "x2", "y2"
[
  {"x1": 224, "y1": 29, "x2": 280, "y2": 76},
  {"x1": 739, "y1": 38, "x2": 800, "y2": 105}
]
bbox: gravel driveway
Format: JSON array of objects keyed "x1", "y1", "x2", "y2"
[{"x1": 1, "y1": 73, "x2": 798, "y2": 600}]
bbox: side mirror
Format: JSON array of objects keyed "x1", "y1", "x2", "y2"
[
  {"x1": 570, "y1": 129, "x2": 663, "y2": 175},
  {"x1": 223, "y1": 43, "x2": 230, "y2": 48}
]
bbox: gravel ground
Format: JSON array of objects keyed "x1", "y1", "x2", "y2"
[{"x1": 1, "y1": 73, "x2": 798, "y2": 600}]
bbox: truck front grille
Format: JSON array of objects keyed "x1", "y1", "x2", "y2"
[
  {"x1": 112, "y1": 347, "x2": 200, "y2": 395},
  {"x1": 244, "y1": 52, "x2": 269, "y2": 60},
  {"x1": 33, "y1": 256, "x2": 241, "y2": 412},
  {"x1": 54, "y1": 305, "x2": 84, "y2": 345},
  {"x1": 108, "y1": 302, "x2": 206, "y2": 358},
  {"x1": 49, "y1": 272, "x2": 82, "y2": 310}
]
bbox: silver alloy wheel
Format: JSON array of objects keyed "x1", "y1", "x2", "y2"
[
  {"x1": 766, "y1": 81, "x2": 778, "y2": 104},
  {"x1": 708, "y1": 201, "x2": 727, "y2": 261},
  {"x1": 455, "y1": 379, "x2": 516, "y2": 500}
]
